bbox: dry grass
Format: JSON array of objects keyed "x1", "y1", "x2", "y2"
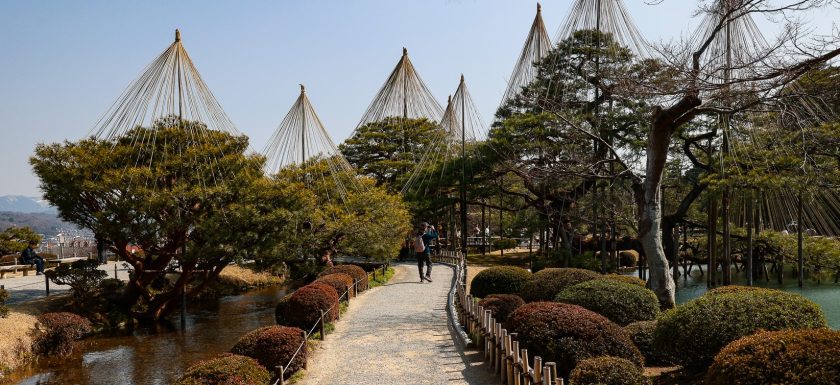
[
  {"x1": 0, "y1": 312, "x2": 37, "y2": 377},
  {"x1": 218, "y1": 265, "x2": 283, "y2": 289}
]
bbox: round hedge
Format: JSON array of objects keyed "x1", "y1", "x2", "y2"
[
  {"x1": 470, "y1": 266, "x2": 532, "y2": 298},
  {"x1": 478, "y1": 294, "x2": 525, "y2": 323},
  {"x1": 705, "y1": 285, "x2": 765, "y2": 296},
  {"x1": 569, "y1": 356, "x2": 645, "y2": 385},
  {"x1": 174, "y1": 354, "x2": 270, "y2": 385},
  {"x1": 556, "y1": 279, "x2": 659, "y2": 326},
  {"x1": 230, "y1": 326, "x2": 307, "y2": 378},
  {"x1": 519, "y1": 268, "x2": 600, "y2": 302},
  {"x1": 505, "y1": 302, "x2": 643, "y2": 377},
  {"x1": 316, "y1": 273, "x2": 355, "y2": 298},
  {"x1": 597, "y1": 274, "x2": 645, "y2": 287},
  {"x1": 618, "y1": 250, "x2": 639, "y2": 267},
  {"x1": 275, "y1": 282, "x2": 339, "y2": 329},
  {"x1": 624, "y1": 320, "x2": 666, "y2": 366},
  {"x1": 706, "y1": 329, "x2": 840, "y2": 385},
  {"x1": 319, "y1": 264, "x2": 368, "y2": 292},
  {"x1": 653, "y1": 287, "x2": 827, "y2": 368},
  {"x1": 35, "y1": 312, "x2": 92, "y2": 356}
]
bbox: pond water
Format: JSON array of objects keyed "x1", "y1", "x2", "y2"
[
  {"x1": 9, "y1": 285, "x2": 289, "y2": 385},
  {"x1": 671, "y1": 268, "x2": 840, "y2": 329}
]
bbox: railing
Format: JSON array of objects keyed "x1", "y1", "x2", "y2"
[
  {"x1": 445, "y1": 252, "x2": 566, "y2": 385},
  {"x1": 272, "y1": 261, "x2": 390, "y2": 385}
]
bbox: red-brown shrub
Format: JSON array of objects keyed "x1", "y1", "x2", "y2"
[
  {"x1": 275, "y1": 282, "x2": 339, "y2": 329},
  {"x1": 505, "y1": 302, "x2": 643, "y2": 377},
  {"x1": 319, "y1": 264, "x2": 368, "y2": 292},
  {"x1": 34, "y1": 312, "x2": 92, "y2": 356},
  {"x1": 230, "y1": 326, "x2": 307, "y2": 378},
  {"x1": 706, "y1": 329, "x2": 840, "y2": 385},
  {"x1": 316, "y1": 273, "x2": 355, "y2": 298},
  {"x1": 478, "y1": 294, "x2": 525, "y2": 323},
  {"x1": 519, "y1": 268, "x2": 600, "y2": 302},
  {"x1": 174, "y1": 354, "x2": 270, "y2": 385}
]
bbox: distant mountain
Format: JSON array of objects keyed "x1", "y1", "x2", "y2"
[
  {"x1": 0, "y1": 211, "x2": 83, "y2": 237},
  {"x1": 0, "y1": 195, "x2": 56, "y2": 214}
]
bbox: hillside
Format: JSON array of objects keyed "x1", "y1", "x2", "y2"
[{"x1": 0, "y1": 211, "x2": 79, "y2": 237}]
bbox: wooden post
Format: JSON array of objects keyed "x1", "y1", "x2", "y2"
[
  {"x1": 747, "y1": 190, "x2": 754, "y2": 286},
  {"x1": 511, "y1": 340, "x2": 520, "y2": 385},
  {"x1": 319, "y1": 310, "x2": 326, "y2": 340},
  {"x1": 45, "y1": 273, "x2": 50, "y2": 296},
  {"x1": 276, "y1": 365, "x2": 285, "y2": 385},
  {"x1": 546, "y1": 362, "x2": 557, "y2": 385},
  {"x1": 533, "y1": 356, "x2": 542, "y2": 385},
  {"x1": 114, "y1": 263, "x2": 118, "y2": 279},
  {"x1": 797, "y1": 192, "x2": 804, "y2": 288},
  {"x1": 520, "y1": 348, "x2": 529, "y2": 385}
]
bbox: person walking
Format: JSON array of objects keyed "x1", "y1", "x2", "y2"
[
  {"x1": 413, "y1": 222, "x2": 438, "y2": 282},
  {"x1": 20, "y1": 240, "x2": 45, "y2": 275}
]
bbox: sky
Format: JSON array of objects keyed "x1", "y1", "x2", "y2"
[{"x1": 0, "y1": 0, "x2": 837, "y2": 197}]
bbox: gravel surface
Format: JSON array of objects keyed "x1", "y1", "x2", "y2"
[{"x1": 298, "y1": 263, "x2": 496, "y2": 385}]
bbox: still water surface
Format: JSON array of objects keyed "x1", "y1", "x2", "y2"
[
  {"x1": 11, "y1": 285, "x2": 289, "y2": 385},
  {"x1": 672, "y1": 269, "x2": 840, "y2": 329}
]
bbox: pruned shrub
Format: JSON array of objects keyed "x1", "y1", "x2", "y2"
[
  {"x1": 519, "y1": 268, "x2": 599, "y2": 302},
  {"x1": 319, "y1": 264, "x2": 368, "y2": 292},
  {"x1": 231, "y1": 326, "x2": 307, "y2": 378},
  {"x1": 619, "y1": 250, "x2": 639, "y2": 267},
  {"x1": 569, "y1": 356, "x2": 645, "y2": 385},
  {"x1": 34, "y1": 312, "x2": 92, "y2": 356},
  {"x1": 174, "y1": 354, "x2": 270, "y2": 385},
  {"x1": 470, "y1": 266, "x2": 532, "y2": 298},
  {"x1": 316, "y1": 273, "x2": 355, "y2": 298},
  {"x1": 478, "y1": 294, "x2": 525, "y2": 323},
  {"x1": 0, "y1": 287, "x2": 9, "y2": 318},
  {"x1": 556, "y1": 279, "x2": 659, "y2": 326},
  {"x1": 705, "y1": 285, "x2": 765, "y2": 296},
  {"x1": 624, "y1": 320, "x2": 665, "y2": 366},
  {"x1": 706, "y1": 329, "x2": 840, "y2": 385},
  {"x1": 275, "y1": 282, "x2": 339, "y2": 329},
  {"x1": 45, "y1": 259, "x2": 108, "y2": 308},
  {"x1": 506, "y1": 302, "x2": 643, "y2": 377},
  {"x1": 653, "y1": 287, "x2": 827, "y2": 368},
  {"x1": 597, "y1": 274, "x2": 645, "y2": 287}
]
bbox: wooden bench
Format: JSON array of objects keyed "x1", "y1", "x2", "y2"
[
  {"x1": 45, "y1": 256, "x2": 88, "y2": 266},
  {"x1": 0, "y1": 264, "x2": 37, "y2": 279}
]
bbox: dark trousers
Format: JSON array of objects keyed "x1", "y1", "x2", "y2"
[
  {"x1": 417, "y1": 253, "x2": 432, "y2": 278},
  {"x1": 27, "y1": 257, "x2": 45, "y2": 273}
]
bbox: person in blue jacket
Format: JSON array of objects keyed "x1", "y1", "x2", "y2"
[
  {"x1": 20, "y1": 240, "x2": 45, "y2": 275},
  {"x1": 415, "y1": 222, "x2": 438, "y2": 282}
]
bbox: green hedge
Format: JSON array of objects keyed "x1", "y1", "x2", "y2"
[
  {"x1": 556, "y1": 279, "x2": 659, "y2": 326},
  {"x1": 624, "y1": 320, "x2": 664, "y2": 366},
  {"x1": 706, "y1": 329, "x2": 840, "y2": 385},
  {"x1": 174, "y1": 354, "x2": 270, "y2": 385},
  {"x1": 597, "y1": 274, "x2": 645, "y2": 287},
  {"x1": 519, "y1": 268, "x2": 600, "y2": 302},
  {"x1": 569, "y1": 356, "x2": 645, "y2": 385},
  {"x1": 477, "y1": 294, "x2": 525, "y2": 323},
  {"x1": 470, "y1": 266, "x2": 531, "y2": 298},
  {"x1": 653, "y1": 287, "x2": 827, "y2": 368},
  {"x1": 230, "y1": 326, "x2": 307, "y2": 379},
  {"x1": 506, "y1": 302, "x2": 643, "y2": 377}
]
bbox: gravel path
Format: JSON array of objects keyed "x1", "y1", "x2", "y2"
[{"x1": 299, "y1": 263, "x2": 495, "y2": 385}]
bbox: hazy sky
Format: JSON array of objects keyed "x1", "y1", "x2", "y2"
[{"x1": 1, "y1": 1, "x2": 836, "y2": 197}]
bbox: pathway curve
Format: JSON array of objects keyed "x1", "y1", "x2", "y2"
[{"x1": 299, "y1": 263, "x2": 494, "y2": 385}]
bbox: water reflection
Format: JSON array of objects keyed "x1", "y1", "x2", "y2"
[{"x1": 12, "y1": 285, "x2": 288, "y2": 385}]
